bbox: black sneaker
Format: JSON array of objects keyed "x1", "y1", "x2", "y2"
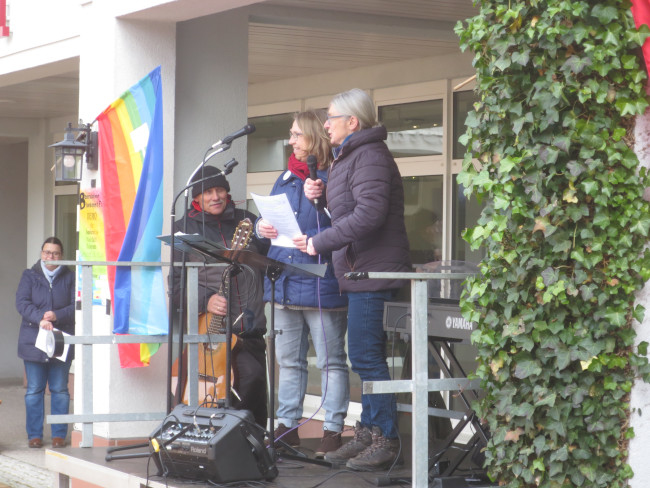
[
  {"x1": 274, "y1": 423, "x2": 300, "y2": 447},
  {"x1": 324, "y1": 422, "x2": 372, "y2": 464},
  {"x1": 315, "y1": 429, "x2": 342, "y2": 458},
  {"x1": 345, "y1": 426, "x2": 402, "y2": 472}
]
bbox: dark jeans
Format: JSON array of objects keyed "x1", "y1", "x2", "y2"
[
  {"x1": 347, "y1": 290, "x2": 398, "y2": 439},
  {"x1": 232, "y1": 335, "x2": 268, "y2": 428}
]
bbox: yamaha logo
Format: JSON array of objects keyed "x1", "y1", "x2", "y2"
[{"x1": 445, "y1": 315, "x2": 474, "y2": 331}]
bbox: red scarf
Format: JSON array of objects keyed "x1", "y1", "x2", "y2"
[{"x1": 287, "y1": 153, "x2": 311, "y2": 181}]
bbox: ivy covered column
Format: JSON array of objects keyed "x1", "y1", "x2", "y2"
[{"x1": 456, "y1": 2, "x2": 650, "y2": 487}]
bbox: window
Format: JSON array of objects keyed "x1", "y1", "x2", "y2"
[
  {"x1": 452, "y1": 90, "x2": 477, "y2": 160},
  {"x1": 247, "y1": 113, "x2": 295, "y2": 173},
  {"x1": 378, "y1": 100, "x2": 443, "y2": 158},
  {"x1": 403, "y1": 175, "x2": 444, "y2": 266},
  {"x1": 55, "y1": 193, "x2": 78, "y2": 261}
]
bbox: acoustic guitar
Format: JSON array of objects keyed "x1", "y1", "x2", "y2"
[{"x1": 173, "y1": 218, "x2": 253, "y2": 404}]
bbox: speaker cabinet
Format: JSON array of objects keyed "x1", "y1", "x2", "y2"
[{"x1": 151, "y1": 404, "x2": 277, "y2": 483}]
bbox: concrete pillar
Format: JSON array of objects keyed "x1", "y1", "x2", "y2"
[
  {"x1": 74, "y1": 2, "x2": 177, "y2": 440},
  {"x1": 174, "y1": 8, "x2": 249, "y2": 201},
  {"x1": 629, "y1": 100, "x2": 650, "y2": 486}
]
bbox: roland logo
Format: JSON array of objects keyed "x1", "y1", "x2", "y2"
[
  {"x1": 190, "y1": 445, "x2": 207, "y2": 455},
  {"x1": 445, "y1": 316, "x2": 474, "y2": 331}
]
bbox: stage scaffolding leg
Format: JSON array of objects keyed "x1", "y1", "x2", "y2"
[
  {"x1": 81, "y1": 265, "x2": 94, "y2": 447},
  {"x1": 361, "y1": 276, "x2": 481, "y2": 487},
  {"x1": 411, "y1": 278, "x2": 430, "y2": 488},
  {"x1": 362, "y1": 279, "x2": 430, "y2": 487}
]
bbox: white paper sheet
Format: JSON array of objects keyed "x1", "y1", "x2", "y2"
[
  {"x1": 251, "y1": 192, "x2": 303, "y2": 248},
  {"x1": 35, "y1": 327, "x2": 70, "y2": 362}
]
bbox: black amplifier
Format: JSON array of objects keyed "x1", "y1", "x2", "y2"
[
  {"x1": 383, "y1": 299, "x2": 475, "y2": 343},
  {"x1": 150, "y1": 404, "x2": 277, "y2": 483}
]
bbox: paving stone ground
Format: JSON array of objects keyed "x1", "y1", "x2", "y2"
[
  {"x1": 0, "y1": 453, "x2": 53, "y2": 488},
  {"x1": 0, "y1": 380, "x2": 58, "y2": 488}
]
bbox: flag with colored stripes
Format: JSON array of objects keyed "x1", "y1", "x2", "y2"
[
  {"x1": 632, "y1": 0, "x2": 650, "y2": 75},
  {"x1": 97, "y1": 66, "x2": 168, "y2": 368}
]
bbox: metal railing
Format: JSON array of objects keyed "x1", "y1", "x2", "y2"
[
  {"x1": 345, "y1": 271, "x2": 480, "y2": 488},
  {"x1": 46, "y1": 260, "x2": 225, "y2": 447}
]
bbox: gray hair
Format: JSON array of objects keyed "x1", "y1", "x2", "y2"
[{"x1": 329, "y1": 88, "x2": 379, "y2": 130}]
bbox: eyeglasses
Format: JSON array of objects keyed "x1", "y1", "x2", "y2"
[
  {"x1": 42, "y1": 250, "x2": 62, "y2": 257},
  {"x1": 288, "y1": 131, "x2": 303, "y2": 139},
  {"x1": 326, "y1": 114, "x2": 349, "y2": 122}
]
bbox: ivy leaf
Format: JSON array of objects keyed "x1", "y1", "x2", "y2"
[
  {"x1": 562, "y1": 55, "x2": 592, "y2": 74},
  {"x1": 494, "y1": 56, "x2": 512, "y2": 71},
  {"x1": 630, "y1": 216, "x2": 650, "y2": 237},
  {"x1": 605, "y1": 308, "x2": 627, "y2": 327},
  {"x1": 634, "y1": 305, "x2": 646, "y2": 324},
  {"x1": 591, "y1": 5, "x2": 618, "y2": 24},
  {"x1": 535, "y1": 392, "x2": 557, "y2": 407},
  {"x1": 465, "y1": 110, "x2": 480, "y2": 128},
  {"x1": 514, "y1": 357, "x2": 542, "y2": 379},
  {"x1": 512, "y1": 49, "x2": 530, "y2": 66},
  {"x1": 532, "y1": 458, "x2": 546, "y2": 472}
]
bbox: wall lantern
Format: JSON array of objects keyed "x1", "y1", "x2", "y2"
[{"x1": 49, "y1": 122, "x2": 98, "y2": 182}]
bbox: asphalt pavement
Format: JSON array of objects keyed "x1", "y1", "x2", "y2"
[{"x1": 0, "y1": 379, "x2": 58, "y2": 487}]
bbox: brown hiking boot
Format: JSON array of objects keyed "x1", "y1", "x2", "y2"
[
  {"x1": 324, "y1": 422, "x2": 372, "y2": 464},
  {"x1": 274, "y1": 423, "x2": 300, "y2": 447},
  {"x1": 315, "y1": 429, "x2": 342, "y2": 458},
  {"x1": 345, "y1": 426, "x2": 402, "y2": 471}
]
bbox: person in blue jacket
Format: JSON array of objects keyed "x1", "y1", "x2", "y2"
[
  {"x1": 256, "y1": 109, "x2": 349, "y2": 458},
  {"x1": 15, "y1": 237, "x2": 75, "y2": 449}
]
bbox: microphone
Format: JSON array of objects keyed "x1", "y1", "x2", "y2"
[
  {"x1": 223, "y1": 158, "x2": 238, "y2": 175},
  {"x1": 211, "y1": 124, "x2": 256, "y2": 149},
  {"x1": 306, "y1": 155, "x2": 319, "y2": 208}
]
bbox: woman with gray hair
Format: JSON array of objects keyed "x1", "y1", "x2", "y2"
[{"x1": 301, "y1": 88, "x2": 411, "y2": 471}]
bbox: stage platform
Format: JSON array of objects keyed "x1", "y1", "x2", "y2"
[{"x1": 45, "y1": 444, "x2": 413, "y2": 488}]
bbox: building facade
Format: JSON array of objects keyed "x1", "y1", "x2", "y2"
[{"x1": 5, "y1": 1, "x2": 648, "y2": 484}]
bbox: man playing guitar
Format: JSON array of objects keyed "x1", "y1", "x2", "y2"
[{"x1": 171, "y1": 166, "x2": 270, "y2": 427}]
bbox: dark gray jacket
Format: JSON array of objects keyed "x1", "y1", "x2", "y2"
[
  {"x1": 171, "y1": 202, "x2": 270, "y2": 338},
  {"x1": 312, "y1": 126, "x2": 411, "y2": 292}
]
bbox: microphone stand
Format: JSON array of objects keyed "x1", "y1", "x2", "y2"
[
  {"x1": 107, "y1": 143, "x2": 239, "y2": 463},
  {"x1": 166, "y1": 145, "x2": 235, "y2": 413}
]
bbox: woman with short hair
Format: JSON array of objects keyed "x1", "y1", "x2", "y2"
[
  {"x1": 16, "y1": 237, "x2": 75, "y2": 449},
  {"x1": 302, "y1": 88, "x2": 411, "y2": 471}
]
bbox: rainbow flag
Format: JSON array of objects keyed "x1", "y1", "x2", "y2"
[{"x1": 97, "y1": 66, "x2": 168, "y2": 368}]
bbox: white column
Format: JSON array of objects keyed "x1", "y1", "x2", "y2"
[
  {"x1": 174, "y1": 8, "x2": 250, "y2": 200},
  {"x1": 74, "y1": 2, "x2": 177, "y2": 440},
  {"x1": 629, "y1": 99, "x2": 650, "y2": 487}
]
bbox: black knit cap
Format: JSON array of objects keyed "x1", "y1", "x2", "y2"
[{"x1": 191, "y1": 166, "x2": 230, "y2": 198}]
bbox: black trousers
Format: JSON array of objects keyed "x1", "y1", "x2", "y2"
[{"x1": 232, "y1": 335, "x2": 268, "y2": 428}]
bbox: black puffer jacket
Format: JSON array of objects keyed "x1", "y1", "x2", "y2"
[
  {"x1": 171, "y1": 202, "x2": 270, "y2": 338},
  {"x1": 312, "y1": 126, "x2": 411, "y2": 292}
]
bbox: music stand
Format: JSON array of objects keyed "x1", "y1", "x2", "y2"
[{"x1": 170, "y1": 233, "x2": 329, "y2": 463}]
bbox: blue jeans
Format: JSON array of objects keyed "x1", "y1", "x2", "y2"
[
  {"x1": 347, "y1": 290, "x2": 398, "y2": 439},
  {"x1": 275, "y1": 307, "x2": 349, "y2": 432},
  {"x1": 24, "y1": 359, "x2": 71, "y2": 440}
]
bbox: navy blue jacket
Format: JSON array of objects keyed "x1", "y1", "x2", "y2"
[
  {"x1": 258, "y1": 169, "x2": 346, "y2": 309},
  {"x1": 16, "y1": 261, "x2": 75, "y2": 362}
]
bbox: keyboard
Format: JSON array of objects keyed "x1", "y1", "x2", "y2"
[{"x1": 382, "y1": 299, "x2": 475, "y2": 343}]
